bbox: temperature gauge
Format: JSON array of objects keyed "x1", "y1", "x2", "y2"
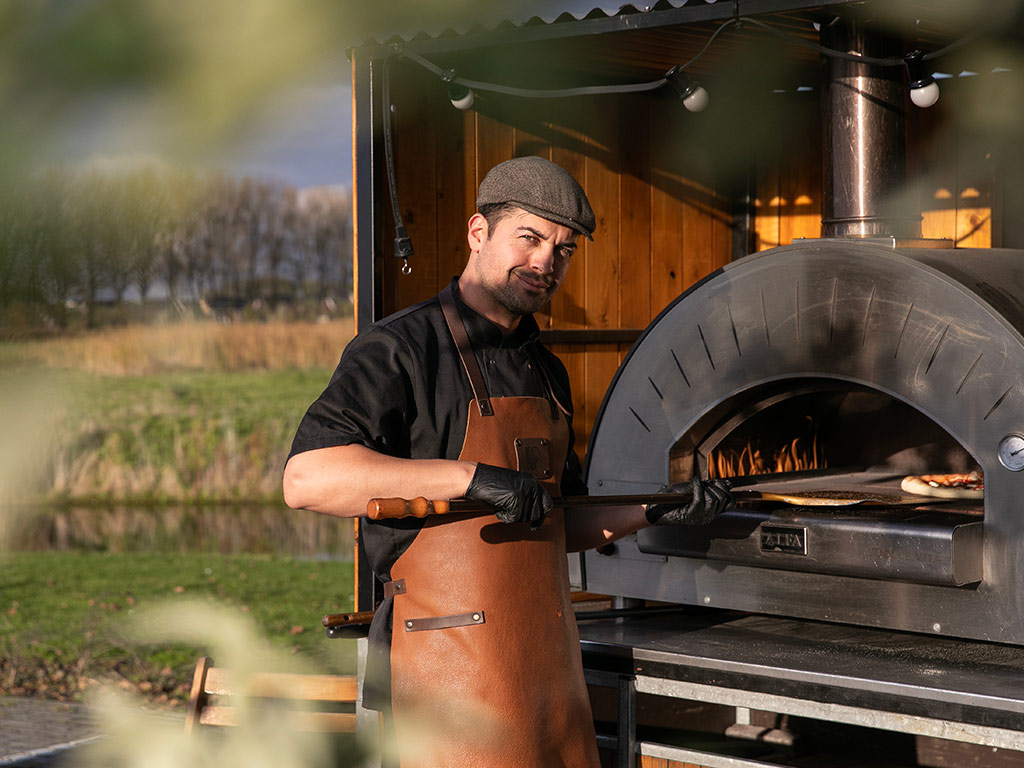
[{"x1": 998, "y1": 433, "x2": 1024, "y2": 471}]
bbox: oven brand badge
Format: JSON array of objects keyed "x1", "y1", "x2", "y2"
[{"x1": 760, "y1": 524, "x2": 808, "y2": 555}]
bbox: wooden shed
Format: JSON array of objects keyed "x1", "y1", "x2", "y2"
[{"x1": 343, "y1": 3, "x2": 1024, "y2": 764}]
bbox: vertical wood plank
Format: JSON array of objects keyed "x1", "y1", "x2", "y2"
[
  {"x1": 711, "y1": 189, "x2": 733, "y2": 269},
  {"x1": 954, "y1": 123, "x2": 994, "y2": 248},
  {"x1": 651, "y1": 98, "x2": 685, "y2": 315},
  {"x1": 585, "y1": 98, "x2": 623, "y2": 466},
  {"x1": 476, "y1": 112, "x2": 515, "y2": 194},
  {"x1": 550, "y1": 120, "x2": 592, "y2": 461},
  {"x1": 391, "y1": 62, "x2": 439, "y2": 313},
  {"x1": 436, "y1": 109, "x2": 475, "y2": 292},
  {"x1": 619, "y1": 94, "x2": 653, "y2": 329},
  {"x1": 789, "y1": 100, "x2": 822, "y2": 242},
  {"x1": 916, "y1": 89, "x2": 958, "y2": 242},
  {"x1": 754, "y1": 141, "x2": 781, "y2": 252},
  {"x1": 550, "y1": 129, "x2": 589, "y2": 333},
  {"x1": 681, "y1": 180, "x2": 714, "y2": 292}
]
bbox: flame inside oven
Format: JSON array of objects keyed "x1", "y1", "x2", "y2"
[
  {"x1": 707, "y1": 416, "x2": 825, "y2": 479},
  {"x1": 671, "y1": 384, "x2": 980, "y2": 487}
]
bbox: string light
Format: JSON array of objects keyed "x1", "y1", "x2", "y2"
[
  {"x1": 442, "y1": 69, "x2": 475, "y2": 111},
  {"x1": 381, "y1": 15, "x2": 993, "y2": 267},
  {"x1": 392, "y1": 15, "x2": 989, "y2": 113},
  {"x1": 664, "y1": 66, "x2": 709, "y2": 112},
  {"x1": 904, "y1": 50, "x2": 940, "y2": 108}
]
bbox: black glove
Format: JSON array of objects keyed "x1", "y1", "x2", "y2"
[
  {"x1": 645, "y1": 477, "x2": 733, "y2": 526},
  {"x1": 465, "y1": 463, "x2": 553, "y2": 530}
]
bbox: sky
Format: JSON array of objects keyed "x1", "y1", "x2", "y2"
[
  {"x1": 51, "y1": 77, "x2": 353, "y2": 192},
  {"x1": 219, "y1": 81, "x2": 353, "y2": 190}
]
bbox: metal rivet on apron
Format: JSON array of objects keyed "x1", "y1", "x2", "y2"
[
  {"x1": 406, "y1": 621, "x2": 413, "y2": 629},
  {"x1": 472, "y1": 613, "x2": 481, "y2": 622}
]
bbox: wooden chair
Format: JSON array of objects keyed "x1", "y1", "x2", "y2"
[{"x1": 184, "y1": 656, "x2": 358, "y2": 735}]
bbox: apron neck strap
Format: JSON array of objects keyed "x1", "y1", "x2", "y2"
[{"x1": 440, "y1": 284, "x2": 493, "y2": 417}]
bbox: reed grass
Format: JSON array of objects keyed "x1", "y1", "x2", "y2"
[
  {"x1": 1, "y1": 320, "x2": 356, "y2": 507},
  {"x1": 2, "y1": 318, "x2": 354, "y2": 375}
]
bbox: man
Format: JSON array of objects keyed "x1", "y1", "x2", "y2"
[{"x1": 283, "y1": 156, "x2": 731, "y2": 767}]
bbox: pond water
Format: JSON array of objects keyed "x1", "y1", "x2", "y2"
[{"x1": 2, "y1": 504, "x2": 355, "y2": 559}]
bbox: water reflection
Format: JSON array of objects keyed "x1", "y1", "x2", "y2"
[{"x1": 5, "y1": 504, "x2": 354, "y2": 558}]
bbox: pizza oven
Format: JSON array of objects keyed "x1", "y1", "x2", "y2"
[
  {"x1": 579, "y1": 17, "x2": 1024, "y2": 646},
  {"x1": 581, "y1": 240, "x2": 1024, "y2": 645}
]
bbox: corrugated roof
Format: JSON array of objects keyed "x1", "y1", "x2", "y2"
[{"x1": 358, "y1": 1, "x2": 698, "y2": 44}]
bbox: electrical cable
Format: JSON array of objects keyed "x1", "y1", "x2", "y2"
[
  {"x1": 381, "y1": 56, "x2": 414, "y2": 274},
  {"x1": 393, "y1": 15, "x2": 991, "y2": 102}
]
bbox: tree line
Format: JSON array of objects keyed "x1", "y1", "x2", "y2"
[{"x1": 0, "y1": 163, "x2": 352, "y2": 335}]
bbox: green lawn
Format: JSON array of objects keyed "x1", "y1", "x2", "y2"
[{"x1": 1, "y1": 551, "x2": 357, "y2": 706}]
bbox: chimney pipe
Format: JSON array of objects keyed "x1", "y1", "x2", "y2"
[{"x1": 820, "y1": 16, "x2": 921, "y2": 239}]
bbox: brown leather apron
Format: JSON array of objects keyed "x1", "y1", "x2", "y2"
[{"x1": 386, "y1": 287, "x2": 600, "y2": 768}]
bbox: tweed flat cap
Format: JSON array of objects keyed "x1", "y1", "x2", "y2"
[{"x1": 476, "y1": 156, "x2": 595, "y2": 240}]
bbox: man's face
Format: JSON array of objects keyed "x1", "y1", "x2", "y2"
[{"x1": 466, "y1": 209, "x2": 578, "y2": 322}]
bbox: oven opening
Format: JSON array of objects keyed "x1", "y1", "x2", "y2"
[
  {"x1": 669, "y1": 380, "x2": 982, "y2": 508},
  {"x1": 647, "y1": 379, "x2": 985, "y2": 587}
]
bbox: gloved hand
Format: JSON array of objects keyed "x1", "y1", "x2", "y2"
[
  {"x1": 645, "y1": 477, "x2": 733, "y2": 526},
  {"x1": 465, "y1": 463, "x2": 553, "y2": 530}
]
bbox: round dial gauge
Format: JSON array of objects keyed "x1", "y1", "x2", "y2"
[{"x1": 998, "y1": 433, "x2": 1024, "y2": 471}]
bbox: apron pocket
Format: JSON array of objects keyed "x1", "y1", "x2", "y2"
[{"x1": 402, "y1": 610, "x2": 485, "y2": 632}]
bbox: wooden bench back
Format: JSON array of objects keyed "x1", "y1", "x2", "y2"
[{"x1": 184, "y1": 656, "x2": 358, "y2": 734}]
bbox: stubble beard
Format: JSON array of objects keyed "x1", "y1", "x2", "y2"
[{"x1": 487, "y1": 268, "x2": 556, "y2": 317}]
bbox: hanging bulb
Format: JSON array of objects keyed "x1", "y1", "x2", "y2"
[
  {"x1": 665, "y1": 65, "x2": 709, "y2": 112},
  {"x1": 442, "y1": 69, "x2": 475, "y2": 111},
  {"x1": 904, "y1": 50, "x2": 940, "y2": 108}
]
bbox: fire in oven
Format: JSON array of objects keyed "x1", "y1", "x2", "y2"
[{"x1": 582, "y1": 240, "x2": 1024, "y2": 645}]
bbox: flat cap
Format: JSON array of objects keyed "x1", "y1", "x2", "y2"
[{"x1": 476, "y1": 156, "x2": 595, "y2": 240}]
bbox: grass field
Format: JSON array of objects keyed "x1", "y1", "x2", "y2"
[
  {"x1": 0, "y1": 320, "x2": 361, "y2": 707},
  {"x1": 1, "y1": 320, "x2": 354, "y2": 505},
  {"x1": 1, "y1": 551, "x2": 357, "y2": 705}
]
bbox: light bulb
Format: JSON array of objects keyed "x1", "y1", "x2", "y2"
[
  {"x1": 904, "y1": 50, "x2": 940, "y2": 109},
  {"x1": 682, "y1": 85, "x2": 709, "y2": 112},
  {"x1": 448, "y1": 83, "x2": 475, "y2": 111},
  {"x1": 665, "y1": 66, "x2": 709, "y2": 113},
  {"x1": 909, "y1": 80, "x2": 940, "y2": 108}
]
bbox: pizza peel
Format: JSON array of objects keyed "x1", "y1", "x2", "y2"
[{"x1": 367, "y1": 487, "x2": 939, "y2": 520}]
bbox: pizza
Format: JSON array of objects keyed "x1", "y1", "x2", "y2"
[{"x1": 900, "y1": 471, "x2": 984, "y2": 500}]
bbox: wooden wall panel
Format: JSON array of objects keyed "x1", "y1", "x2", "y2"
[
  {"x1": 754, "y1": 144, "x2": 782, "y2": 252},
  {"x1": 681, "y1": 185, "x2": 714, "y2": 291},
  {"x1": 390, "y1": 63, "x2": 439, "y2": 313},
  {"x1": 435, "y1": 108, "x2": 475, "y2": 293},
  {"x1": 650, "y1": 99, "x2": 686, "y2": 314},
  {"x1": 581, "y1": 97, "x2": 623, "y2": 457},
  {"x1": 618, "y1": 95, "x2": 653, "y2": 330}
]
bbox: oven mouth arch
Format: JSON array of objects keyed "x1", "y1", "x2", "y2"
[{"x1": 668, "y1": 376, "x2": 983, "y2": 489}]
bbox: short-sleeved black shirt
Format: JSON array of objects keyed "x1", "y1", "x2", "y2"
[
  {"x1": 289, "y1": 277, "x2": 586, "y2": 574},
  {"x1": 288, "y1": 278, "x2": 587, "y2": 709}
]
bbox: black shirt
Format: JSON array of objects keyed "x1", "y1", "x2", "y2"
[
  {"x1": 288, "y1": 279, "x2": 587, "y2": 709},
  {"x1": 290, "y1": 278, "x2": 586, "y2": 576}
]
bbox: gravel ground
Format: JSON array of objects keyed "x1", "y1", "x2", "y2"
[{"x1": 0, "y1": 697, "x2": 101, "y2": 766}]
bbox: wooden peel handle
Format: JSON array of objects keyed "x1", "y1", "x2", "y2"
[
  {"x1": 322, "y1": 609, "x2": 375, "y2": 628},
  {"x1": 366, "y1": 497, "x2": 456, "y2": 519},
  {"x1": 365, "y1": 491, "x2": 699, "y2": 520}
]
